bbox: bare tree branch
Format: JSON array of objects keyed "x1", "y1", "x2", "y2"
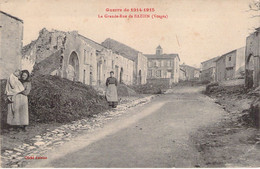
[
  {"x1": 246, "y1": 8, "x2": 260, "y2": 12},
  {"x1": 250, "y1": 14, "x2": 260, "y2": 18}
]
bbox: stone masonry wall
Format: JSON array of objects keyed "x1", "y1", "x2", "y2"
[{"x1": 0, "y1": 12, "x2": 23, "y2": 79}]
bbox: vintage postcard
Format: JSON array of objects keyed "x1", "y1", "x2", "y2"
[{"x1": 0, "y1": 0, "x2": 260, "y2": 168}]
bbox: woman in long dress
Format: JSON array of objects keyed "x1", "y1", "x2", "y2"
[
  {"x1": 6, "y1": 70, "x2": 31, "y2": 131},
  {"x1": 105, "y1": 71, "x2": 118, "y2": 108}
]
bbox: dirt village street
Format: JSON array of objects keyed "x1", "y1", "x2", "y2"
[
  {"x1": 18, "y1": 85, "x2": 258, "y2": 168},
  {"x1": 1, "y1": 1, "x2": 260, "y2": 168}
]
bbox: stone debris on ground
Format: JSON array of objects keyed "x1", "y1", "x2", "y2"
[
  {"x1": 191, "y1": 84, "x2": 260, "y2": 167},
  {"x1": 1, "y1": 95, "x2": 156, "y2": 168}
]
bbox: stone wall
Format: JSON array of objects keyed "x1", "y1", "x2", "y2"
[
  {"x1": 219, "y1": 79, "x2": 245, "y2": 87},
  {"x1": 147, "y1": 78, "x2": 172, "y2": 88},
  {"x1": 172, "y1": 57, "x2": 179, "y2": 83},
  {"x1": 201, "y1": 67, "x2": 216, "y2": 82},
  {"x1": 137, "y1": 53, "x2": 147, "y2": 85},
  {"x1": 216, "y1": 56, "x2": 226, "y2": 82},
  {"x1": 0, "y1": 12, "x2": 23, "y2": 79},
  {"x1": 245, "y1": 29, "x2": 260, "y2": 88},
  {"x1": 97, "y1": 49, "x2": 134, "y2": 86},
  {"x1": 235, "y1": 47, "x2": 246, "y2": 78}
]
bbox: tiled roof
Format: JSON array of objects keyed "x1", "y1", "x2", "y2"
[
  {"x1": 180, "y1": 64, "x2": 200, "y2": 71},
  {"x1": 0, "y1": 11, "x2": 23, "y2": 23},
  {"x1": 79, "y1": 34, "x2": 106, "y2": 51},
  {"x1": 201, "y1": 56, "x2": 220, "y2": 64},
  {"x1": 145, "y1": 53, "x2": 180, "y2": 60},
  {"x1": 102, "y1": 38, "x2": 140, "y2": 61}
]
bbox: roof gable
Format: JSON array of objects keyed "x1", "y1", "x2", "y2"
[
  {"x1": 0, "y1": 11, "x2": 23, "y2": 23},
  {"x1": 145, "y1": 53, "x2": 180, "y2": 61}
]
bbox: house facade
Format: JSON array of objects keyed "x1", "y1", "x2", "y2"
[
  {"x1": 102, "y1": 38, "x2": 147, "y2": 85},
  {"x1": 144, "y1": 45, "x2": 180, "y2": 86},
  {"x1": 215, "y1": 47, "x2": 246, "y2": 82},
  {"x1": 200, "y1": 56, "x2": 220, "y2": 82},
  {"x1": 0, "y1": 11, "x2": 23, "y2": 79},
  {"x1": 179, "y1": 64, "x2": 200, "y2": 81},
  {"x1": 23, "y1": 29, "x2": 135, "y2": 86},
  {"x1": 245, "y1": 28, "x2": 260, "y2": 88}
]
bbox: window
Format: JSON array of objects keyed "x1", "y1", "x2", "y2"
[
  {"x1": 83, "y1": 70, "x2": 86, "y2": 84},
  {"x1": 112, "y1": 60, "x2": 114, "y2": 69},
  {"x1": 167, "y1": 61, "x2": 171, "y2": 67},
  {"x1": 229, "y1": 57, "x2": 231, "y2": 61},
  {"x1": 158, "y1": 60, "x2": 161, "y2": 67},
  {"x1": 148, "y1": 70, "x2": 152, "y2": 78},
  {"x1": 154, "y1": 61, "x2": 157, "y2": 67},
  {"x1": 84, "y1": 50, "x2": 87, "y2": 64},
  {"x1": 156, "y1": 70, "x2": 161, "y2": 77},
  {"x1": 148, "y1": 61, "x2": 152, "y2": 67},
  {"x1": 163, "y1": 60, "x2": 166, "y2": 66},
  {"x1": 170, "y1": 60, "x2": 173, "y2": 66}
]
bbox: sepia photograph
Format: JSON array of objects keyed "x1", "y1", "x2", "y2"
[{"x1": 0, "y1": 0, "x2": 260, "y2": 168}]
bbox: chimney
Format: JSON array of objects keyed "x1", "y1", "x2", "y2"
[{"x1": 156, "y1": 45, "x2": 163, "y2": 55}]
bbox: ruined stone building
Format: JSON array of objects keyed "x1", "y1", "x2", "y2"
[
  {"x1": 23, "y1": 28, "x2": 135, "y2": 86},
  {"x1": 102, "y1": 38, "x2": 147, "y2": 85},
  {"x1": 179, "y1": 63, "x2": 200, "y2": 81},
  {"x1": 144, "y1": 45, "x2": 180, "y2": 86},
  {"x1": 245, "y1": 28, "x2": 260, "y2": 88},
  {"x1": 23, "y1": 28, "x2": 98, "y2": 85},
  {"x1": 200, "y1": 56, "x2": 220, "y2": 82},
  {"x1": 0, "y1": 11, "x2": 23, "y2": 79},
  {"x1": 215, "y1": 47, "x2": 246, "y2": 82}
]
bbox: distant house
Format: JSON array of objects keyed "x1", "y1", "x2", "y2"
[
  {"x1": 245, "y1": 28, "x2": 260, "y2": 88},
  {"x1": 179, "y1": 67, "x2": 186, "y2": 81},
  {"x1": 215, "y1": 47, "x2": 245, "y2": 82},
  {"x1": 179, "y1": 64, "x2": 200, "y2": 81},
  {"x1": 200, "y1": 56, "x2": 220, "y2": 82},
  {"x1": 0, "y1": 11, "x2": 23, "y2": 79},
  {"x1": 144, "y1": 45, "x2": 180, "y2": 86},
  {"x1": 102, "y1": 38, "x2": 147, "y2": 85}
]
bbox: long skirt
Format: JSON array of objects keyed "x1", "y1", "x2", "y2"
[
  {"x1": 105, "y1": 84, "x2": 118, "y2": 107},
  {"x1": 7, "y1": 94, "x2": 29, "y2": 125}
]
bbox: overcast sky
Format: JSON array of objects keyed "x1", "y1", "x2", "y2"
[{"x1": 1, "y1": 0, "x2": 259, "y2": 68}]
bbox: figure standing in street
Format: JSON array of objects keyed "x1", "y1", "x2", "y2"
[
  {"x1": 6, "y1": 69, "x2": 31, "y2": 131},
  {"x1": 105, "y1": 71, "x2": 118, "y2": 108},
  {"x1": 5, "y1": 69, "x2": 24, "y2": 104}
]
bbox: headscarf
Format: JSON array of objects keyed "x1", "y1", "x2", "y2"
[{"x1": 20, "y1": 70, "x2": 31, "y2": 83}]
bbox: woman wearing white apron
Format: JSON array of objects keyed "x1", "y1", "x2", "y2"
[{"x1": 105, "y1": 71, "x2": 118, "y2": 108}]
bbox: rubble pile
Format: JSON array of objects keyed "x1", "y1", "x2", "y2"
[
  {"x1": 206, "y1": 84, "x2": 259, "y2": 128},
  {"x1": 1, "y1": 95, "x2": 156, "y2": 168},
  {"x1": 192, "y1": 85, "x2": 260, "y2": 167},
  {"x1": 29, "y1": 74, "x2": 109, "y2": 123},
  {"x1": 0, "y1": 74, "x2": 109, "y2": 128},
  {"x1": 117, "y1": 83, "x2": 138, "y2": 97},
  {"x1": 32, "y1": 50, "x2": 62, "y2": 76}
]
